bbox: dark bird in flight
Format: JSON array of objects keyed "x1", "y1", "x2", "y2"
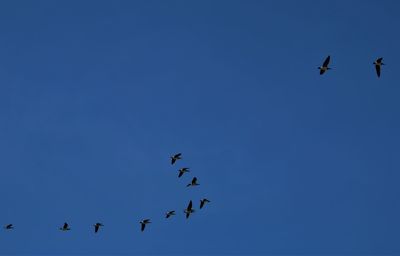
[
  {"x1": 187, "y1": 177, "x2": 199, "y2": 187},
  {"x1": 94, "y1": 223, "x2": 104, "y2": 233},
  {"x1": 4, "y1": 224, "x2": 13, "y2": 230},
  {"x1": 165, "y1": 211, "x2": 176, "y2": 218},
  {"x1": 140, "y1": 219, "x2": 151, "y2": 232},
  {"x1": 178, "y1": 167, "x2": 190, "y2": 178},
  {"x1": 170, "y1": 153, "x2": 182, "y2": 165},
  {"x1": 200, "y1": 198, "x2": 211, "y2": 209},
  {"x1": 59, "y1": 222, "x2": 70, "y2": 231},
  {"x1": 318, "y1": 55, "x2": 331, "y2": 75},
  {"x1": 374, "y1": 57, "x2": 384, "y2": 77},
  {"x1": 184, "y1": 200, "x2": 195, "y2": 219}
]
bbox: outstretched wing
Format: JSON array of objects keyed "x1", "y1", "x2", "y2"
[
  {"x1": 171, "y1": 158, "x2": 176, "y2": 165},
  {"x1": 187, "y1": 200, "x2": 193, "y2": 211},
  {"x1": 200, "y1": 200, "x2": 204, "y2": 209},
  {"x1": 375, "y1": 64, "x2": 381, "y2": 77},
  {"x1": 141, "y1": 223, "x2": 145, "y2": 232},
  {"x1": 174, "y1": 153, "x2": 182, "y2": 158},
  {"x1": 322, "y1": 55, "x2": 330, "y2": 67},
  {"x1": 178, "y1": 171, "x2": 183, "y2": 178},
  {"x1": 95, "y1": 225, "x2": 99, "y2": 233},
  {"x1": 319, "y1": 68, "x2": 325, "y2": 75}
]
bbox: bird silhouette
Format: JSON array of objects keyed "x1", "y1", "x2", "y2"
[
  {"x1": 318, "y1": 55, "x2": 331, "y2": 75},
  {"x1": 140, "y1": 219, "x2": 151, "y2": 232},
  {"x1": 374, "y1": 57, "x2": 384, "y2": 77},
  {"x1": 200, "y1": 198, "x2": 211, "y2": 209},
  {"x1": 170, "y1": 153, "x2": 182, "y2": 165}
]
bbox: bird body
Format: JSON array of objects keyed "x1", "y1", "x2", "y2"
[
  {"x1": 165, "y1": 211, "x2": 176, "y2": 218},
  {"x1": 178, "y1": 167, "x2": 190, "y2": 178},
  {"x1": 374, "y1": 57, "x2": 384, "y2": 77},
  {"x1": 94, "y1": 223, "x2": 104, "y2": 233},
  {"x1": 200, "y1": 198, "x2": 211, "y2": 209},
  {"x1": 140, "y1": 219, "x2": 151, "y2": 232},
  {"x1": 187, "y1": 177, "x2": 199, "y2": 187},
  {"x1": 4, "y1": 224, "x2": 13, "y2": 230},
  {"x1": 318, "y1": 55, "x2": 331, "y2": 75},
  {"x1": 59, "y1": 222, "x2": 70, "y2": 231},
  {"x1": 184, "y1": 200, "x2": 195, "y2": 219},
  {"x1": 171, "y1": 153, "x2": 182, "y2": 165}
]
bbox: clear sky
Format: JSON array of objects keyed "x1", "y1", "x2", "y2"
[{"x1": 0, "y1": 0, "x2": 399, "y2": 255}]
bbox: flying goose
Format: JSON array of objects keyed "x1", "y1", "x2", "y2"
[
  {"x1": 187, "y1": 177, "x2": 199, "y2": 187},
  {"x1": 374, "y1": 57, "x2": 384, "y2": 77},
  {"x1": 140, "y1": 219, "x2": 151, "y2": 232},
  {"x1": 59, "y1": 222, "x2": 70, "y2": 231},
  {"x1": 178, "y1": 167, "x2": 190, "y2": 178},
  {"x1": 200, "y1": 198, "x2": 211, "y2": 209},
  {"x1": 4, "y1": 224, "x2": 13, "y2": 230},
  {"x1": 165, "y1": 211, "x2": 176, "y2": 218},
  {"x1": 318, "y1": 55, "x2": 331, "y2": 75},
  {"x1": 171, "y1": 153, "x2": 182, "y2": 165},
  {"x1": 94, "y1": 223, "x2": 104, "y2": 233},
  {"x1": 184, "y1": 200, "x2": 195, "y2": 219}
]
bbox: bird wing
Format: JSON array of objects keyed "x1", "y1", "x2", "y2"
[
  {"x1": 63, "y1": 223, "x2": 68, "y2": 229},
  {"x1": 200, "y1": 200, "x2": 204, "y2": 209},
  {"x1": 95, "y1": 225, "x2": 99, "y2": 233},
  {"x1": 192, "y1": 177, "x2": 197, "y2": 184},
  {"x1": 319, "y1": 69, "x2": 325, "y2": 75},
  {"x1": 186, "y1": 212, "x2": 190, "y2": 219},
  {"x1": 171, "y1": 158, "x2": 176, "y2": 165},
  {"x1": 6, "y1": 224, "x2": 12, "y2": 229},
  {"x1": 175, "y1": 153, "x2": 182, "y2": 158},
  {"x1": 178, "y1": 171, "x2": 183, "y2": 178},
  {"x1": 375, "y1": 64, "x2": 381, "y2": 77},
  {"x1": 376, "y1": 57, "x2": 383, "y2": 63},
  {"x1": 141, "y1": 223, "x2": 145, "y2": 231},
  {"x1": 187, "y1": 200, "x2": 193, "y2": 211},
  {"x1": 323, "y1": 55, "x2": 330, "y2": 67}
]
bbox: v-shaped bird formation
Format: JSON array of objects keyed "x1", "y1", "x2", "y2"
[{"x1": 3, "y1": 152, "x2": 211, "y2": 234}]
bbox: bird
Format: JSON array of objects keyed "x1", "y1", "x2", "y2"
[
  {"x1": 94, "y1": 223, "x2": 104, "y2": 233},
  {"x1": 200, "y1": 198, "x2": 211, "y2": 209},
  {"x1": 184, "y1": 200, "x2": 195, "y2": 219},
  {"x1": 59, "y1": 222, "x2": 70, "y2": 231},
  {"x1": 4, "y1": 224, "x2": 13, "y2": 230},
  {"x1": 165, "y1": 211, "x2": 176, "y2": 218},
  {"x1": 318, "y1": 55, "x2": 331, "y2": 75},
  {"x1": 171, "y1": 153, "x2": 182, "y2": 165},
  {"x1": 374, "y1": 57, "x2": 384, "y2": 77},
  {"x1": 178, "y1": 167, "x2": 190, "y2": 178},
  {"x1": 140, "y1": 219, "x2": 151, "y2": 232},
  {"x1": 187, "y1": 177, "x2": 199, "y2": 187}
]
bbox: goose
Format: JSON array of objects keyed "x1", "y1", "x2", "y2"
[
  {"x1": 318, "y1": 55, "x2": 331, "y2": 75},
  {"x1": 184, "y1": 200, "x2": 195, "y2": 219},
  {"x1": 200, "y1": 198, "x2": 211, "y2": 209},
  {"x1": 187, "y1": 177, "x2": 199, "y2": 187},
  {"x1": 165, "y1": 211, "x2": 176, "y2": 218},
  {"x1": 171, "y1": 153, "x2": 182, "y2": 165},
  {"x1": 4, "y1": 224, "x2": 13, "y2": 230},
  {"x1": 178, "y1": 167, "x2": 190, "y2": 178},
  {"x1": 374, "y1": 57, "x2": 384, "y2": 77},
  {"x1": 94, "y1": 223, "x2": 104, "y2": 233},
  {"x1": 59, "y1": 222, "x2": 70, "y2": 231},
  {"x1": 140, "y1": 219, "x2": 151, "y2": 232}
]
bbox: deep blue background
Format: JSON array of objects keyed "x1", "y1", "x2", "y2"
[{"x1": 0, "y1": 0, "x2": 399, "y2": 255}]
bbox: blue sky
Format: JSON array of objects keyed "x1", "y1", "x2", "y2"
[{"x1": 0, "y1": 0, "x2": 399, "y2": 255}]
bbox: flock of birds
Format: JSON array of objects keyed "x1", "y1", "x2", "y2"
[
  {"x1": 318, "y1": 56, "x2": 385, "y2": 77},
  {"x1": 3, "y1": 153, "x2": 210, "y2": 233},
  {"x1": 1, "y1": 56, "x2": 386, "y2": 234}
]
